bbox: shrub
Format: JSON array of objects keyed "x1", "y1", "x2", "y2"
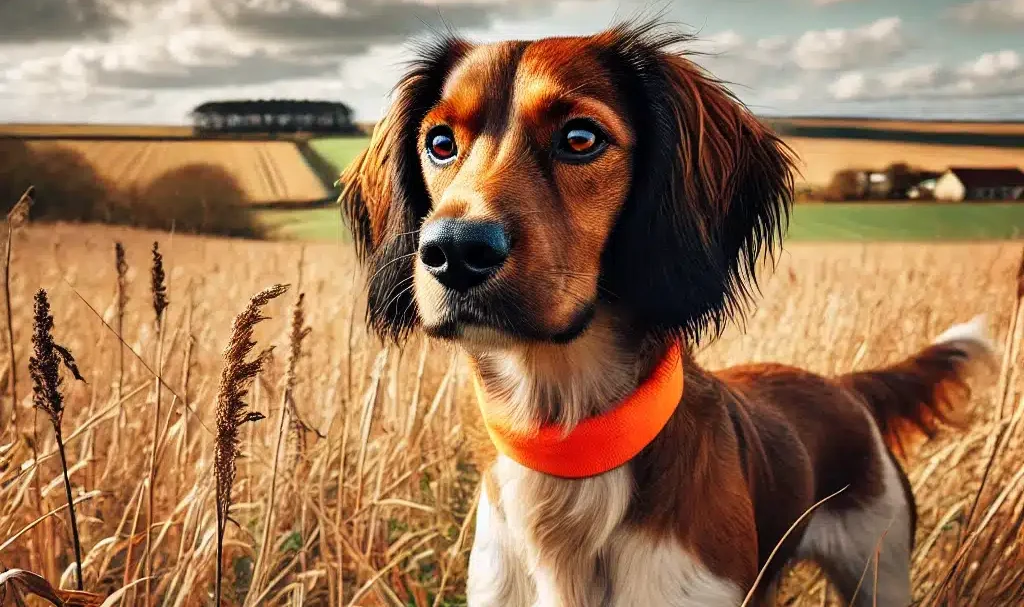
[
  {"x1": 823, "y1": 169, "x2": 862, "y2": 201},
  {"x1": 1, "y1": 141, "x2": 120, "y2": 221},
  {"x1": 137, "y1": 164, "x2": 263, "y2": 237}
]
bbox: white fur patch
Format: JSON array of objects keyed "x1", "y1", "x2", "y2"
[
  {"x1": 604, "y1": 532, "x2": 745, "y2": 606},
  {"x1": 796, "y1": 415, "x2": 913, "y2": 606},
  {"x1": 467, "y1": 482, "x2": 535, "y2": 606},
  {"x1": 933, "y1": 314, "x2": 995, "y2": 354},
  {"x1": 467, "y1": 456, "x2": 742, "y2": 606}
]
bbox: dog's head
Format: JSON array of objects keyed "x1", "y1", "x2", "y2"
[{"x1": 341, "y1": 21, "x2": 796, "y2": 349}]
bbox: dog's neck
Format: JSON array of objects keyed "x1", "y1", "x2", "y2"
[{"x1": 466, "y1": 311, "x2": 667, "y2": 434}]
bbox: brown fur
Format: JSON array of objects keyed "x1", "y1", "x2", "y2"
[
  {"x1": 339, "y1": 19, "x2": 995, "y2": 604},
  {"x1": 839, "y1": 341, "x2": 990, "y2": 459}
]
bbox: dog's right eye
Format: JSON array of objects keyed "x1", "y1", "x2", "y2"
[
  {"x1": 553, "y1": 118, "x2": 608, "y2": 164},
  {"x1": 425, "y1": 126, "x2": 458, "y2": 165}
]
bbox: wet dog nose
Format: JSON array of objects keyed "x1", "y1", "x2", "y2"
[{"x1": 418, "y1": 219, "x2": 509, "y2": 292}]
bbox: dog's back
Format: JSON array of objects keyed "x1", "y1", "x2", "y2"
[{"x1": 714, "y1": 315, "x2": 995, "y2": 605}]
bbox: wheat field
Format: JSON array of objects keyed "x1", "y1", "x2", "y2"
[
  {"x1": 0, "y1": 220, "x2": 1022, "y2": 606},
  {"x1": 784, "y1": 137, "x2": 1024, "y2": 187},
  {"x1": 22, "y1": 140, "x2": 330, "y2": 205}
]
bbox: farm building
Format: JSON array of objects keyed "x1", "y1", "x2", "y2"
[
  {"x1": 933, "y1": 167, "x2": 1024, "y2": 202},
  {"x1": 190, "y1": 99, "x2": 358, "y2": 135},
  {"x1": 850, "y1": 165, "x2": 943, "y2": 200}
]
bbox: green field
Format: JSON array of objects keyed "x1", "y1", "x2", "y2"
[
  {"x1": 257, "y1": 202, "x2": 1024, "y2": 243},
  {"x1": 256, "y1": 207, "x2": 347, "y2": 241},
  {"x1": 308, "y1": 137, "x2": 370, "y2": 174},
  {"x1": 787, "y1": 203, "x2": 1024, "y2": 241}
]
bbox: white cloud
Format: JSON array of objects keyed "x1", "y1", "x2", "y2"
[
  {"x1": 791, "y1": 17, "x2": 906, "y2": 71},
  {"x1": 828, "y1": 72, "x2": 867, "y2": 100},
  {"x1": 1, "y1": 1, "x2": 1021, "y2": 124},
  {"x1": 949, "y1": 0, "x2": 1024, "y2": 26},
  {"x1": 959, "y1": 49, "x2": 1022, "y2": 78},
  {"x1": 826, "y1": 49, "x2": 1023, "y2": 101}
]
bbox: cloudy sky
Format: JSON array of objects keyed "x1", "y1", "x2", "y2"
[{"x1": 1, "y1": 0, "x2": 1022, "y2": 124}]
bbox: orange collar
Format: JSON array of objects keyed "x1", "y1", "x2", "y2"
[{"x1": 474, "y1": 342, "x2": 684, "y2": 479}]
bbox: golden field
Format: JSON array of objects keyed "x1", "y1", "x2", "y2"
[
  {"x1": 0, "y1": 220, "x2": 1023, "y2": 606},
  {"x1": 0, "y1": 124, "x2": 195, "y2": 138},
  {"x1": 20, "y1": 139, "x2": 330, "y2": 206},
  {"x1": 776, "y1": 118, "x2": 1024, "y2": 136},
  {"x1": 786, "y1": 137, "x2": 1024, "y2": 188}
]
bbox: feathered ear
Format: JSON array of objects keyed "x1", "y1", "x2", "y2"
[
  {"x1": 339, "y1": 36, "x2": 471, "y2": 344},
  {"x1": 599, "y1": 22, "x2": 797, "y2": 343}
]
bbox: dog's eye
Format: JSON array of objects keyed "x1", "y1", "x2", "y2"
[
  {"x1": 555, "y1": 119, "x2": 607, "y2": 162},
  {"x1": 425, "y1": 126, "x2": 458, "y2": 165}
]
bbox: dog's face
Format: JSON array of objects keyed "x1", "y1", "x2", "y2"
[
  {"x1": 413, "y1": 40, "x2": 636, "y2": 344},
  {"x1": 341, "y1": 22, "x2": 796, "y2": 348}
]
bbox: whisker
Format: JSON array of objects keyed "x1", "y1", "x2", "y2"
[
  {"x1": 367, "y1": 252, "x2": 418, "y2": 284},
  {"x1": 380, "y1": 277, "x2": 416, "y2": 313}
]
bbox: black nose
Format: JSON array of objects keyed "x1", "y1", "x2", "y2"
[{"x1": 418, "y1": 219, "x2": 509, "y2": 292}]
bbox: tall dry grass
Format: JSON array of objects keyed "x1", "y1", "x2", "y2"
[{"x1": 0, "y1": 220, "x2": 1021, "y2": 605}]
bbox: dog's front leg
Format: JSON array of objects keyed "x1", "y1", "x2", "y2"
[{"x1": 467, "y1": 483, "x2": 535, "y2": 607}]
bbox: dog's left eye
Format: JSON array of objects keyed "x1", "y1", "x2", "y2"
[
  {"x1": 425, "y1": 125, "x2": 458, "y2": 165},
  {"x1": 554, "y1": 119, "x2": 607, "y2": 162}
]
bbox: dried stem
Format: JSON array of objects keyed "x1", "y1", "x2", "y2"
[
  {"x1": 144, "y1": 240, "x2": 168, "y2": 606},
  {"x1": 4, "y1": 186, "x2": 32, "y2": 438},
  {"x1": 215, "y1": 283, "x2": 289, "y2": 606},
  {"x1": 251, "y1": 290, "x2": 310, "y2": 603},
  {"x1": 114, "y1": 242, "x2": 128, "y2": 403},
  {"x1": 28, "y1": 288, "x2": 85, "y2": 591}
]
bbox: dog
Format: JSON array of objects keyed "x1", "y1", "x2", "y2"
[{"x1": 338, "y1": 20, "x2": 996, "y2": 607}]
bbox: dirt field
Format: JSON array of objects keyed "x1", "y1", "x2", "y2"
[
  {"x1": 23, "y1": 139, "x2": 330, "y2": 205},
  {"x1": 0, "y1": 124, "x2": 195, "y2": 138},
  {"x1": 776, "y1": 118, "x2": 1024, "y2": 136},
  {"x1": 786, "y1": 137, "x2": 1024, "y2": 186},
  {"x1": 1, "y1": 222, "x2": 1022, "y2": 605}
]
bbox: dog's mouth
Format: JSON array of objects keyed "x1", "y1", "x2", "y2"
[{"x1": 422, "y1": 291, "x2": 596, "y2": 345}]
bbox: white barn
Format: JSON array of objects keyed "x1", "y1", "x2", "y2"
[{"x1": 933, "y1": 167, "x2": 1024, "y2": 202}]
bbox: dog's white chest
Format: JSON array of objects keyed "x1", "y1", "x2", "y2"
[{"x1": 467, "y1": 456, "x2": 743, "y2": 607}]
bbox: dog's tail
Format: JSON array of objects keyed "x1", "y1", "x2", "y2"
[{"x1": 838, "y1": 315, "x2": 998, "y2": 458}]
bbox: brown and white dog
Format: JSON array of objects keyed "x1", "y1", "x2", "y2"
[{"x1": 339, "y1": 20, "x2": 995, "y2": 607}]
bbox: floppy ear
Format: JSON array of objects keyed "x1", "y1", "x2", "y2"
[
  {"x1": 339, "y1": 36, "x2": 471, "y2": 344},
  {"x1": 599, "y1": 23, "x2": 797, "y2": 343}
]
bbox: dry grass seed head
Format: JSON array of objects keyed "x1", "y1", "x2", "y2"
[
  {"x1": 214, "y1": 283, "x2": 290, "y2": 520},
  {"x1": 285, "y1": 293, "x2": 320, "y2": 448},
  {"x1": 29, "y1": 289, "x2": 84, "y2": 428},
  {"x1": 115, "y1": 242, "x2": 128, "y2": 304},
  {"x1": 151, "y1": 241, "x2": 168, "y2": 323}
]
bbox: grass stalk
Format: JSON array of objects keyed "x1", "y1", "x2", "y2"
[
  {"x1": 4, "y1": 187, "x2": 32, "y2": 438},
  {"x1": 215, "y1": 284, "x2": 289, "y2": 606},
  {"x1": 249, "y1": 291, "x2": 310, "y2": 603},
  {"x1": 114, "y1": 242, "x2": 128, "y2": 404},
  {"x1": 28, "y1": 288, "x2": 86, "y2": 590},
  {"x1": 2, "y1": 189, "x2": 45, "y2": 577},
  {"x1": 144, "y1": 240, "x2": 169, "y2": 605}
]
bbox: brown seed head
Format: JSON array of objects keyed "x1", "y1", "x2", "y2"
[
  {"x1": 151, "y1": 241, "x2": 168, "y2": 323},
  {"x1": 285, "y1": 293, "x2": 320, "y2": 448},
  {"x1": 115, "y1": 242, "x2": 128, "y2": 307},
  {"x1": 29, "y1": 290, "x2": 62, "y2": 427},
  {"x1": 214, "y1": 284, "x2": 289, "y2": 525},
  {"x1": 29, "y1": 290, "x2": 84, "y2": 429}
]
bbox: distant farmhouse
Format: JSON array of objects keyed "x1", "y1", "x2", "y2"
[
  {"x1": 832, "y1": 164, "x2": 1024, "y2": 202},
  {"x1": 933, "y1": 167, "x2": 1024, "y2": 202},
  {"x1": 853, "y1": 165, "x2": 943, "y2": 200},
  {"x1": 189, "y1": 99, "x2": 358, "y2": 136}
]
